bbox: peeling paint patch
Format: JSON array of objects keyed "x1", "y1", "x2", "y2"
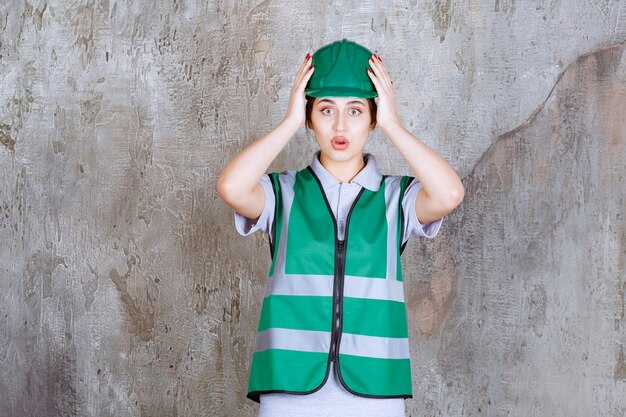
[
  {"x1": 82, "y1": 262, "x2": 99, "y2": 312},
  {"x1": 415, "y1": 297, "x2": 439, "y2": 336},
  {"x1": 614, "y1": 345, "x2": 626, "y2": 381},
  {"x1": 0, "y1": 305, "x2": 9, "y2": 363},
  {"x1": 80, "y1": 92, "x2": 103, "y2": 126},
  {"x1": 109, "y1": 253, "x2": 155, "y2": 342},
  {"x1": 494, "y1": 0, "x2": 516, "y2": 15},
  {"x1": 24, "y1": 246, "x2": 69, "y2": 300},
  {"x1": 409, "y1": 250, "x2": 457, "y2": 338},
  {"x1": 527, "y1": 284, "x2": 547, "y2": 337},
  {"x1": 0, "y1": 124, "x2": 15, "y2": 152},
  {"x1": 430, "y1": 0, "x2": 452, "y2": 42}
]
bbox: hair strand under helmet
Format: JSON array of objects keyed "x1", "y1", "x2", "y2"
[{"x1": 304, "y1": 39, "x2": 378, "y2": 99}]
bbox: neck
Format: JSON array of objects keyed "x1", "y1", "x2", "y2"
[{"x1": 319, "y1": 152, "x2": 366, "y2": 183}]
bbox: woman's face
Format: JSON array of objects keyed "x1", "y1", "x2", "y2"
[{"x1": 308, "y1": 97, "x2": 375, "y2": 164}]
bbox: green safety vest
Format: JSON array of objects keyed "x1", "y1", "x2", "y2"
[{"x1": 247, "y1": 166, "x2": 415, "y2": 403}]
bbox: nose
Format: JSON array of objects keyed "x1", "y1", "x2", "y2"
[{"x1": 334, "y1": 111, "x2": 347, "y2": 132}]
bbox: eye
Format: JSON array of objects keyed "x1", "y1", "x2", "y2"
[
  {"x1": 348, "y1": 108, "x2": 362, "y2": 116},
  {"x1": 321, "y1": 108, "x2": 334, "y2": 115}
]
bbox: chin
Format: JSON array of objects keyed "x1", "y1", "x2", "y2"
[{"x1": 324, "y1": 149, "x2": 362, "y2": 161}]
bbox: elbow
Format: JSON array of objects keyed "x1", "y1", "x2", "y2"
[
  {"x1": 449, "y1": 183, "x2": 465, "y2": 207},
  {"x1": 439, "y1": 183, "x2": 465, "y2": 212},
  {"x1": 216, "y1": 175, "x2": 239, "y2": 204},
  {"x1": 217, "y1": 175, "x2": 255, "y2": 208}
]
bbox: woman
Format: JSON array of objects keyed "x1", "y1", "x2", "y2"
[{"x1": 217, "y1": 39, "x2": 464, "y2": 417}]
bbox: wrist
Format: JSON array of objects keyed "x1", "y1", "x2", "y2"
[
  {"x1": 279, "y1": 115, "x2": 303, "y2": 133},
  {"x1": 378, "y1": 116, "x2": 403, "y2": 132}
]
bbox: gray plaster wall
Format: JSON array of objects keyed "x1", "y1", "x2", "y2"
[{"x1": 0, "y1": 1, "x2": 625, "y2": 416}]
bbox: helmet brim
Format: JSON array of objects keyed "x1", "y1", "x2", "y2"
[{"x1": 304, "y1": 86, "x2": 378, "y2": 99}]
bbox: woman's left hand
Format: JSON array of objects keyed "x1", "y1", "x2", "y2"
[{"x1": 367, "y1": 54, "x2": 401, "y2": 129}]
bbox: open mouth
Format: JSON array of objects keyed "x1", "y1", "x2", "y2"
[{"x1": 331, "y1": 137, "x2": 349, "y2": 150}]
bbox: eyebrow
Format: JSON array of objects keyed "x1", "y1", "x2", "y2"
[{"x1": 317, "y1": 99, "x2": 366, "y2": 106}]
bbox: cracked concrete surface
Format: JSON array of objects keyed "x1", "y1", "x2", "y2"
[
  {"x1": 421, "y1": 41, "x2": 626, "y2": 417},
  {"x1": 0, "y1": 1, "x2": 625, "y2": 416}
]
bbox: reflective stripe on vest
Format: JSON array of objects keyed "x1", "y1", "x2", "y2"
[{"x1": 247, "y1": 166, "x2": 414, "y2": 403}]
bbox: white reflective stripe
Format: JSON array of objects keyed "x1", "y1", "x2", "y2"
[
  {"x1": 271, "y1": 173, "x2": 296, "y2": 279},
  {"x1": 254, "y1": 328, "x2": 331, "y2": 353},
  {"x1": 339, "y1": 333, "x2": 410, "y2": 359},
  {"x1": 254, "y1": 329, "x2": 409, "y2": 360},
  {"x1": 264, "y1": 274, "x2": 334, "y2": 298},
  {"x1": 265, "y1": 273, "x2": 404, "y2": 301},
  {"x1": 343, "y1": 274, "x2": 405, "y2": 302},
  {"x1": 384, "y1": 176, "x2": 401, "y2": 283}
]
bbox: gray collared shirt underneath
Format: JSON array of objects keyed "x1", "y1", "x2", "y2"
[
  {"x1": 235, "y1": 151, "x2": 443, "y2": 242},
  {"x1": 233, "y1": 151, "x2": 443, "y2": 416}
]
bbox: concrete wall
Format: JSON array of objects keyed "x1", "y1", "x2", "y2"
[{"x1": 1, "y1": 1, "x2": 625, "y2": 416}]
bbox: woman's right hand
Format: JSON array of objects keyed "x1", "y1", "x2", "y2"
[{"x1": 283, "y1": 54, "x2": 315, "y2": 126}]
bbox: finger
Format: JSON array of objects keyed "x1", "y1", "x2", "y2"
[
  {"x1": 373, "y1": 54, "x2": 390, "y2": 77},
  {"x1": 293, "y1": 56, "x2": 313, "y2": 89},
  {"x1": 369, "y1": 55, "x2": 392, "y2": 86},
  {"x1": 370, "y1": 54, "x2": 393, "y2": 86},
  {"x1": 296, "y1": 65, "x2": 315, "y2": 92},
  {"x1": 367, "y1": 68, "x2": 384, "y2": 94},
  {"x1": 295, "y1": 55, "x2": 312, "y2": 80},
  {"x1": 302, "y1": 66, "x2": 315, "y2": 87},
  {"x1": 367, "y1": 66, "x2": 380, "y2": 84},
  {"x1": 367, "y1": 68, "x2": 391, "y2": 96}
]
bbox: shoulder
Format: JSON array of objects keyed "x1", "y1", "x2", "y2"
[
  {"x1": 267, "y1": 169, "x2": 299, "y2": 184},
  {"x1": 265, "y1": 169, "x2": 302, "y2": 197},
  {"x1": 382, "y1": 174, "x2": 416, "y2": 191}
]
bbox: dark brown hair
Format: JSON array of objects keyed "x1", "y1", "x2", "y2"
[{"x1": 305, "y1": 97, "x2": 377, "y2": 129}]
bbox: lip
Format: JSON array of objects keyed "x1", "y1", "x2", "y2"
[{"x1": 331, "y1": 136, "x2": 349, "y2": 150}]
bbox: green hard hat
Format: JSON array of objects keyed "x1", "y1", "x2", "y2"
[{"x1": 305, "y1": 39, "x2": 377, "y2": 99}]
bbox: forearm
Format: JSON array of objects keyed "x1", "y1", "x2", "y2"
[
  {"x1": 218, "y1": 117, "x2": 300, "y2": 197},
  {"x1": 381, "y1": 120, "x2": 464, "y2": 208}
]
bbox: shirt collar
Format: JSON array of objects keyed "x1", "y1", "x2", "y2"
[{"x1": 309, "y1": 150, "x2": 382, "y2": 191}]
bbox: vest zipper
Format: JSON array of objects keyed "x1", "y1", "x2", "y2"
[
  {"x1": 304, "y1": 167, "x2": 364, "y2": 374},
  {"x1": 330, "y1": 239, "x2": 345, "y2": 363},
  {"x1": 330, "y1": 191, "x2": 360, "y2": 366}
]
